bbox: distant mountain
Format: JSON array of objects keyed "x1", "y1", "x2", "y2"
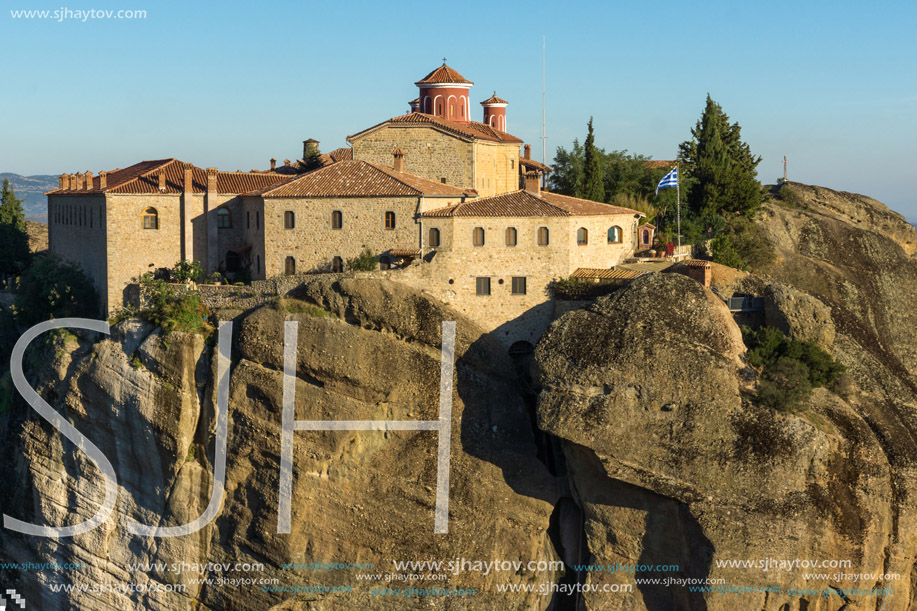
[{"x1": 0, "y1": 172, "x2": 58, "y2": 222}]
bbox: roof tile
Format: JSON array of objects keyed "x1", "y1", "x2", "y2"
[
  {"x1": 348, "y1": 112, "x2": 523, "y2": 144},
  {"x1": 415, "y1": 63, "x2": 472, "y2": 85}
]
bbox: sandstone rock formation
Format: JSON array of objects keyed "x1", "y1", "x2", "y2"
[
  {"x1": 536, "y1": 272, "x2": 899, "y2": 611},
  {"x1": 0, "y1": 278, "x2": 559, "y2": 610},
  {"x1": 763, "y1": 282, "x2": 836, "y2": 350}
]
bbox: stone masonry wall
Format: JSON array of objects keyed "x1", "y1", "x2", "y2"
[
  {"x1": 260, "y1": 195, "x2": 462, "y2": 277},
  {"x1": 350, "y1": 125, "x2": 474, "y2": 188},
  {"x1": 47, "y1": 193, "x2": 108, "y2": 310},
  {"x1": 472, "y1": 141, "x2": 521, "y2": 197}
]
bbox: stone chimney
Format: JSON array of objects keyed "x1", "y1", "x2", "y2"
[
  {"x1": 158, "y1": 171, "x2": 166, "y2": 191},
  {"x1": 523, "y1": 144, "x2": 531, "y2": 160},
  {"x1": 99, "y1": 171, "x2": 107, "y2": 190},
  {"x1": 84, "y1": 171, "x2": 93, "y2": 190},
  {"x1": 58, "y1": 174, "x2": 67, "y2": 190},
  {"x1": 283, "y1": 159, "x2": 291, "y2": 167},
  {"x1": 393, "y1": 148, "x2": 405, "y2": 173},
  {"x1": 183, "y1": 163, "x2": 193, "y2": 193},
  {"x1": 206, "y1": 167, "x2": 218, "y2": 194},
  {"x1": 303, "y1": 138, "x2": 320, "y2": 159},
  {"x1": 270, "y1": 158, "x2": 277, "y2": 171},
  {"x1": 75, "y1": 172, "x2": 85, "y2": 190},
  {"x1": 524, "y1": 170, "x2": 541, "y2": 196},
  {"x1": 69, "y1": 174, "x2": 77, "y2": 190}
]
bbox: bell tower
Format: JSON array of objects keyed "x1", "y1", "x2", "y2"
[
  {"x1": 415, "y1": 61, "x2": 473, "y2": 123},
  {"x1": 480, "y1": 93, "x2": 508, "y2": 132}
]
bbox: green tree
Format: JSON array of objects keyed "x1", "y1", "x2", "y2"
[
  {"x1": 0, "y1": 180, "x2": 30, "y2": 275},
  {"x1": 549, "y1": 139, "x2": 584, "y2": 196},
  {"x1": 581, "y1": 117, "x2": 605, "y2": 202},
  {"x1": 14, "y1": 255, "x2": 100, "y2": 325},
  {"x1": 678, "y1": 95, "x2": 762, "y2": 219},
  {"x1": 0, "y1": 223, "x2": 30, "y2": 275},
  {"x1": 299, "y1": 150, "x2": 324, "y2": 173},
  {"x1": 0, "y1": 179, "x2": 26, "y2": 231}
]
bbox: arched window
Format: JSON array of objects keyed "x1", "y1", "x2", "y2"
[
  {"x1": 428, "y1": 227, "x2": 441, "y2": 248},
  {"x1": 143, "y1": 207, "x2": 159, "y2": 230},
  {"x1": 331, "y1": 210, "x2": 342, "y2": 229},
  {"x1": 505, "y1": 227, "x2": 517, "y2": 246},
  {"x1": 217, "y1": 208, "x2": 231, "y2": 229},
  {"x1": 450, "y1": 103, "x2": 455, "y2": 117},
  {"x1": 385, "y1": 211, "x2": 396, "y2": 230},
  {"x1": 608, "y1": 226, "x2": 622, "y2": 243},
  {"x1": 577, "y1": 227, "x2": 588, "y2": 245},
  {"x1": 643, "y1": 229, "x2": 650, "y2": 244},
  {"x1": 331, "y1": 256, "x2": 344, "y2": 273},
  {"x1": 537, "y1": 226, "x2": 549, "y2": 246},
  {"x1": 472, "y1": 227, "x2": 485, "y2": 247},
  {"x1": 284, "y1": 210, "x2": 295, "y2": 229},
  {"x1": 284, "y1": 256, "x2": 296, "y2": 275}
]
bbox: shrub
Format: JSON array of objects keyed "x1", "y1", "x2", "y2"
[
  {"x1": 274, "y1": 297, "x2": 332, "y2": 317},
  {"x1": 550, "y1": 277, "x2": 620, "y2": 300},
  {"x1": 757, "y1": 357, "x2": 812, "y2": 411},
  {"x1": 346, "y1": 249, "x2": 378, "y2": 272},
  {"x1": 742, "y1": 325, "x2": 846, "y2": 411},
  {"x1": 171, "y1": 260, "x2": 204, "y2": 283},
  {"x1": 141, "y1": 278, "x2": 213, "y2": 336},
  {"x1": 13, "y1": 255, "x2": 100, "y2": 325}
]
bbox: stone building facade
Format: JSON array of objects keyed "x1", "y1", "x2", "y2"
[
  {"x1": 47, "y1": 62, "x2": 644, "y2": 348},
  {"x1": 397, "y1": 180, "x2": 643, "y2": 346},
  {"x1": 47, "y1": 160, "x2": 283, "y2": 313}
]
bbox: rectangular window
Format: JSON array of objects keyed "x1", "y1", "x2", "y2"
[
  {"x1": 511, "y1": 277, "x2": 527, "y2": 295},
  {"x1": 475, "y1": 277, "x2": 491, "y2": 296},
  {"x1": 284, "y1": 210, "x2": 295, "y2": 229}
]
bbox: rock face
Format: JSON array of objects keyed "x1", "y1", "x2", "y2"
[
  {"x1": 0, "y1": 278, "x2": 559, "y2": 610},
  {"x1": 536, "y1": 272, "x2": 900, "y2": 611},
  {"x1": 763, "y1": 282, "x2": 836, "y2": 350}
]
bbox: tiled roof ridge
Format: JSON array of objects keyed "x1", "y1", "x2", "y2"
[{"x1": 347, "y1": 112, "x2": 523, "y2": 144}]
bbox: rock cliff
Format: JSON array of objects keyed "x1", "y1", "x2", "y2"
[{"x1": 1, "y1": 278, "x2": 559, "y2": 610}]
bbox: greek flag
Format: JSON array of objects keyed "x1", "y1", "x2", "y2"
[{"x1": 655, "y1": 166, "x2": 678, "y2": 196}]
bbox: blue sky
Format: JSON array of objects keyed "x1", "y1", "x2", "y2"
[{"x1": 2, "y1": 0, "x2": 915, "y2": 217}]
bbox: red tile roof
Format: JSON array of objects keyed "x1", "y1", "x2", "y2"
[
  {"x1": 423, "y1": 190, "x2": 643, "y2": 218},
  {"x1": 389, "y1": 249, "x2": 421, "y2": 258},
  {"x1": 520, "y1": 157, "x2": 553, "y2": 173},
  {"x1": 571, "y1": 268, "x2": 648, "y2": 280},
  {"x1": 321, "y1": 147, "x2": 353, "y2": 166},
  {"x1": 480, "y1": 93, "x2": 508, "y2": 105},
  {"x1": 46, "y1": 159, "x2": 286, "y2": 196},
  {"x1": 244, "y1": 160, "x2": 473, "y2": 198},
  {"x1": 415, "y1": 63, "x2": 472, "y2": 85},
  {"x1": 348, "y1": 112, "x2": 523, "y2": 144}
]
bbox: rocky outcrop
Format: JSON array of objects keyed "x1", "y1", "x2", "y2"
[
  {"x1": 763, "y1": 282, "x2": 836, "y2": 350},
  {"x1": 536, "y1": 272, "x2": 899, "y2": 611},
  {"x1": 1, "y1": 278, "x2": 559, "y2": 610}
]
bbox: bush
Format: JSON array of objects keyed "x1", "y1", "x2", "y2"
[
  {"x1": 757, "y1": 357, "x2": 812, "y2": 411},
  {"x1": 742, "y1": 325, "x2": 846, "y2": 411},
  {"x1": 346, "y1": 249, "x2": 378, "y2": 272},
  {"x1": 13, "y1": 255, "x2": 100, "y2": 325},
  {"x1": 141, "y1": 278, "x2": 213, "y2": 336},
  {"x1": 274, "y1": 297, "x2": 332, "y2": 317},
  {"x1": 550, "y1": 277, "x2": 620, "y2": 300},
  {"x1": 171, "y1": 260, "x2": 204, "y2": 283}
]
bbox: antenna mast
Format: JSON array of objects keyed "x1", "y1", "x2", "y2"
[{"x1": 541, "y1": 36, "x2": 547, "y2": 168}]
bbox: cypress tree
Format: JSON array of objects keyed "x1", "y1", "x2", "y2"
[
  {"x1": 678, "y1": 95, "x2": 761, "y2": 218},
  {"x1": 0, "y1": 180, "x2": 29, "y2": 274},
  {"x1": 0, "y1": 179, "x2": 26, "y2": 231},
  {"x1": 580, "y1": 117, "x2": 605, "y2": 202}
]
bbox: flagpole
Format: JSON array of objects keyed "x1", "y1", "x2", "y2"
[{"x1": 676, "y1": 162, "x2": 681, "y2": 254}]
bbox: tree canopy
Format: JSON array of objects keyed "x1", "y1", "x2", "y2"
[
  {"x1": 678, "y1": 94, "x2": 762, "y2": 219},
  {"x1": 581, "y1": 117, "x2": 605, "y2": 202},
  {"x1": 0, "y1": 180, "x2": 29, "y2": 275}
]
